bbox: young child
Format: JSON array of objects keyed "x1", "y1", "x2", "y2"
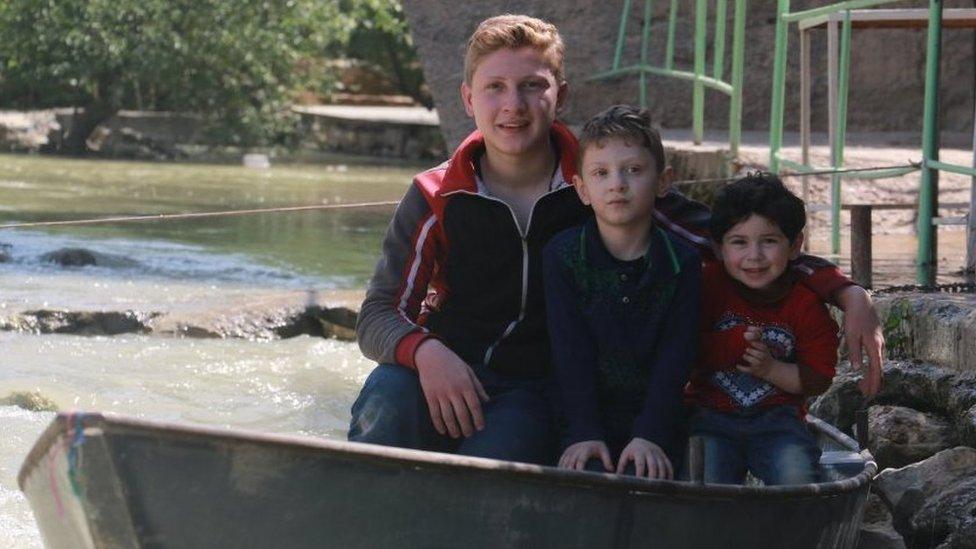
[
  {"x1": 544, "y1": 105, "x2": 700, "y2": 478},
  {"x1": 685, "y1": 173, "x2": 839, "y2": 485}
]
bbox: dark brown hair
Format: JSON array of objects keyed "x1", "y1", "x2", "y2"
[{"x1": 578, "y1": 105, "x2": 665, "y2": 174}]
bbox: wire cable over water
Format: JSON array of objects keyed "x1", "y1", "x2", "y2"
[
  {"x1": 0, "y1": 162, "x2": 922, "y2": 230},
  {"x1": 0, "y1": 201, "x2": 400, "y2": 230}
]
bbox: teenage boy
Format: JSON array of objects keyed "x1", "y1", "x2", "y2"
[
  {"x1": 545, "y1": 105, "x2": 698, "y2": 478},
  {"x1": 686, "y1": 174, "x2": 837, "y2": 485},
  {"x1": 348, "y1": 14, "x2": 882, "y2": 465}
]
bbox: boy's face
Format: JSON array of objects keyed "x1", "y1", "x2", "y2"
[
  {"x1": 717, "y1": 214, "x2": 803, "y2": 290},
  {"x1": 461, "y1": 47, "x2": 566, "y2": 161},
  {"x1": 572, "y1": 137, "x2": 671, "y2": 230}
]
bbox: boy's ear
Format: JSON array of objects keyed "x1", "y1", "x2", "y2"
[
  {"x1": 656, "y1": 166, "x2": 674, "y2": 197},
  {"x1": 555, "y1": 81, "x2": 569, "y2": 113},
  {"x1": 460, "y1": 82, "x2": 475, "y2": 118},
  {"x1": 789, "y1": 232, "x2": 805, "y2": 260},
  {"x1": 572, "y1": 174, "x2": 591, "y2": 205}
]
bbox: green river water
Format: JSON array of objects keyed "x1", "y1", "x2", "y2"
[{"x1": 0, "y1": 153, "x2": 416, "y2": 548}]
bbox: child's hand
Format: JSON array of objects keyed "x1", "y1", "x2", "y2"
[
  {"x1": 558, "y1": 440, "x2": 613, "y2": 472},
  {"x1": 738, "y1": 326, "x2": 776, "y2": 380},
  {"x1": 617, "y1": 437, "x2": 673, "y2": 479}
]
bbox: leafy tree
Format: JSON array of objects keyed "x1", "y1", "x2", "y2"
[
  {"x1": 0, "y1": 0, "x2": 351, "y2": 152},
  {"x1": 343, "y1": 0, "x2": 431, "y2": 108}
]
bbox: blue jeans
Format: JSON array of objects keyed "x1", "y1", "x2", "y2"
[
  {"x1": 689, "y1": 405, "x2": 822, "y2": 485},
  {"x1": 348, "y1": 363, "x2": 556, "y2": 465}
]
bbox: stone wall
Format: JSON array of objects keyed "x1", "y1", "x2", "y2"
[
  {"x1": 401, "y1": 0, "x2": 976, "y2": 151},
  {"x1": 0, "y1": 109, "x2": 447, "y2": 160},
  {"x1": 296, "y1": 112, "x2": 446, "y2": 160}
]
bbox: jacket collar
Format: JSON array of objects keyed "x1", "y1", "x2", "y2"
[
  {"x1": 437, "y1": 120, "x2": 579, "y2": 197},
  {"x1": 580, "y1": 215, "x2": 682, "y2": 284}
]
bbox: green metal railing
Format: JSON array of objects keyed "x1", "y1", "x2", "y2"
[
  {"x1": 767, "y1": 0, "x2": 976, "y2": 285},
  {"x1": 590, "y1": 0, "x2": 747, "y2": 155}
]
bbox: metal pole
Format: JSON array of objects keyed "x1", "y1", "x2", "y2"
[
  {"x1": 639, "y1": 0, "x2": 656, "y2": 108},
  {"x1": 831, "y1": 11, "x2": 853, "y2": 256},
  {"x1": 613, "y1": 0, "x2": 634, "y2": 70},
  {"x1": 800, "y1": 28, "x2": 811, "y2": 166},
  {"x1": 728, "y1": 0, "x2": 747, "y2": 157},
  {"x1": 665, "y1": 0, "x2": 679, "y2": 71},
  {"x1": 713, "y1": 0, "x2": 728, "y2": 80},
  {"x1": 768, "y1": 0, "x2": 791, "y2": 173},
  {"x1": 918, "y1": 0, "x2": 943, "y2": 286},
  {"x1": 694, "y1": 0, "x2": 708, "y2": 144},
  {"x1": 966, "y1": 85, "x2": 976, "y2": 279},
  {"x1": 828, "y1": 18, "x2": 838, "y2": 167},
  {"x1": 827, "y1": 17, "x2": 839, "y2": 253},
  {"x1": 800, "y1": 28, "x2": 812, "y2": 252}
]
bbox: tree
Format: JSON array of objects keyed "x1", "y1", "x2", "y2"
[
  {"x1": 0, "y1": 0, "x2": 351, "y2": 153},
  {"x1": 343, "y1": 0, "x2": 432, "y2": 108}
]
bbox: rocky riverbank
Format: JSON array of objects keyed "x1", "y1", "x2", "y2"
[
  {"x1": 4, "y1": 243, "x2": 975, "y2": 547},
  {"x1": 809, "y1": 292, "x2": 976, "y2": 548},
  {"x1": 0, "y1": 244, "x2": 362, "y2": 341}
]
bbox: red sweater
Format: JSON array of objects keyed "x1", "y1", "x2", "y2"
[{"x1": 686, "y1": 262, "x2": 839, "y2": 413}]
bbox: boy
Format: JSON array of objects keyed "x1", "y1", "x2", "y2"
[
  {"x1": 544, "y1": 105, "x2": 699, "y2": 478},
  {"x1": 685, "y1": 174, "x2": 838, "y2": 485},
  {"x1": 349, "y1": 14, "x2": 587, "y2": 464},
  {"x1": 348, "y1": 13, "x2": 878, "y2": 466}
]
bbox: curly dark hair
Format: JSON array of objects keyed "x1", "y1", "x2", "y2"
[
  {"x1": 709, "y1": 173, "x2": 806, "y2": 243},
  {"x1": 577, "y1": 104, "x2": 665, "y2": 174}
]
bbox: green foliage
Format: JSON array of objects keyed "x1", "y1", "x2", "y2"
[
  {"x1": 341, "y1": 0, "x2": 431, "y2": 107},
  {"x1": 882, "y1": 298, "x2": 914, "y2": 359},
  {"x1": 0, "y1": 0, "x2": 356, "y2": 147}
]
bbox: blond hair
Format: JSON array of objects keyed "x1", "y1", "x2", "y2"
[{"x1": 463, "y1": 14, "x2": 565, "y2": 84}]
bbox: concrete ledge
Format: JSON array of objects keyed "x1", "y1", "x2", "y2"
[{"x1": 876, "y1": 293, "x2": 976, "y2": 374}]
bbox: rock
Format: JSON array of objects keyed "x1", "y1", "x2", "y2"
[
  {"x1": 810, "y1": 361, "x2": 973, "y2": 439},
  {"x1": 41, "y1": 247, "x2": 98, "y2": 266},
  {"x1": 908, "y1": 476, "x2": 976, "y2": 549},
  {"x1": 39, "y1": 247, "x2": 139, "y2": 268},
  {"x1": 0, "y1": 309, "x2": 157, "y2": 336},
  {"x1": 810, "y1": 362, "x2": 865, "y2": 433},
  {"x1": 958, "y1": 406, "x2": 976, "y2": 450},
  {"x1": 866, "y1": 406, "x2": 955, "y2": 470},
  {"x1": 0, "y1": 110, "x2": 63, "y2": 152},
  {"x1": 858, "y1": 492, "x2": 906, "y2": 549},
  {"x1": 0, "y1": 391, "x2": 59, "y2": 412},
  {"x1": 863, "y1": 492, "x2": 895, "y2": 526},
  {"x1": 857, "y1": 524, "x2": 906, "y2": 549},
  {"x1": 0, "y1": 243, "x2": 11, "y2": 263},
  {"x1": 157, "y1": 305, "x2": 359, "y2": 341},
  {"x1": 874, "y1": 447, "x2": 976, "y2": 536},
  {"x1": 315, "y1": 307, "x2": 358, "y2": 341}
]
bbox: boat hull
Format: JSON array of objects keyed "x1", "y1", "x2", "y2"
[{"x1": 19, "y1": 413, "x2": 875, "y2": 549}]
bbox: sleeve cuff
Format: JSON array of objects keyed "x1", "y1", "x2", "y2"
[
  {"x1": 796, "y1": 263, "x2": 856, "y2": 305},
  {"x1": 394, "y1": 332, "x2": 437, "y2": 370}
]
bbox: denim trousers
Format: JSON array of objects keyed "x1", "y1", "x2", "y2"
[
  {"x1": 347, "y1": 363, "x2": 557, "y2": 465},
  {"x1": 689, "y1": 404, "x2": 822, "y2": 485}
]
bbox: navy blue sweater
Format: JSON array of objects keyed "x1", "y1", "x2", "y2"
[{"x1": 543, "y1": 216, "x2": 701, "y2": 453}]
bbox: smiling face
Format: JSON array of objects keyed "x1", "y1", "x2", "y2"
[
  {"x1": 718, "y1": 214, "x2": 803, "y2": 290},
  {"x1": 573, "y1": 137, "x2": 670, "y2": 229},
  {"x1": 460, "y1": 47, "x2": 566, "y2": 162}
]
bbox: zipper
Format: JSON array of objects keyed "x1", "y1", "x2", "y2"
[{"x1": 444, "y1": 186, "x2": 573, "y2": 365}]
